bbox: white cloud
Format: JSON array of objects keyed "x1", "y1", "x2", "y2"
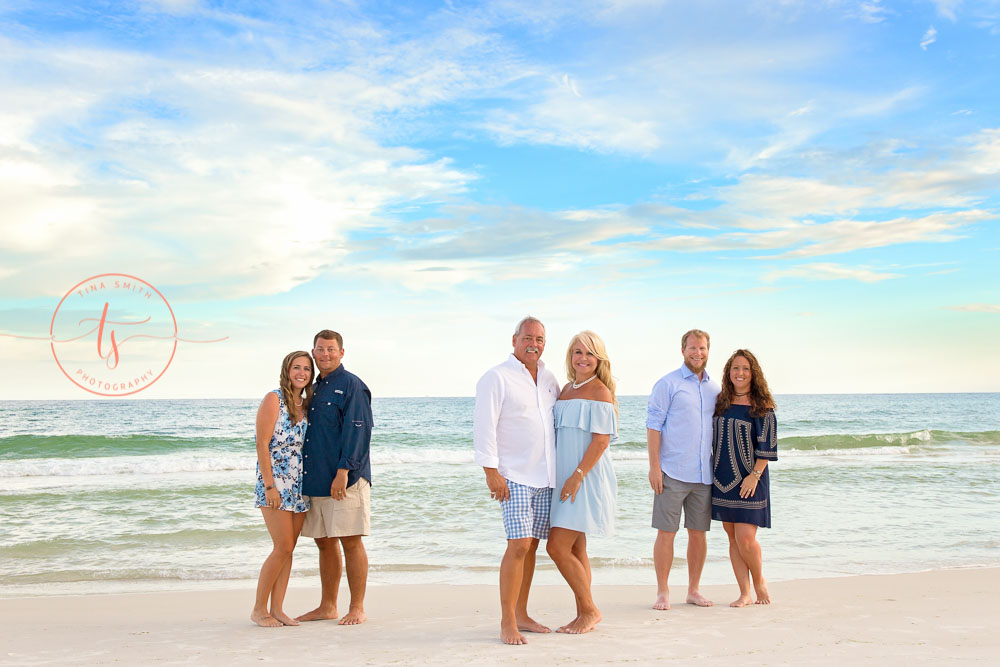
[
  {"x1": 921, "y1": 25, "x2": 938, "y2": 50},
  {"x1": 945, "y1": 303, "x2": 1000, "y2": 313},
  {"x1": 764, "y1": 262, "x2": 903, "y2": 283},
  {"x1": 931, "y1": 0, "x2": 962, "y2": 21},
  {"x1": 0, "y1": 37, "x2": 479, "y2": 299}
]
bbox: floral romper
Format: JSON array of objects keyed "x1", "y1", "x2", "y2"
[{"x1": 254, "y1": 389, "x2": 310, "y2": 513}]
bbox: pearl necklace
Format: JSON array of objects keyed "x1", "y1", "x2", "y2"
[{"x1": 572, "y1": 374, "x2": 597, "y2": 389}]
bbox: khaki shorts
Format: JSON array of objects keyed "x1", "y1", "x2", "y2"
[{"x1": 301, "y1": 478, "x2": 371, "y2": 538}]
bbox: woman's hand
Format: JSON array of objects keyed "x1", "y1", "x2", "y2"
[
  {"x1": 264, "y1": 486, "x2": 281, "y2": 509},
  {"x1": 559, "y1": 472, "x2": 583, "y2": 503},
  {"x1": 739, "y1": 474, "x2": 759, "y2": 499}
]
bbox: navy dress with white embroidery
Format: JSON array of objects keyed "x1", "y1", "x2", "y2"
[{"x1": 711, "y1": 404, "x2": 777, "y2": 528}]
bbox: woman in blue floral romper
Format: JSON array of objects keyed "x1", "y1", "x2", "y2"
[{"x1": 251, "y1": 351, "x2": 313, "y2": 627}]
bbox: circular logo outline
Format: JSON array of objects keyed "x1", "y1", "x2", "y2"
[{"x1": 49, "y1": 273, "x2": 179, "y2": 396}]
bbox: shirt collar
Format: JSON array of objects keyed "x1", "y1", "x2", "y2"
[
  {"x1": 679, "y1": 363, "x2": 709, "y2": 383},
  {"x1": 507, "y1": 353, "x2": 546, "y2": 372},
  {"x1": 317, "y1": 364, "x2": 345, "y2": 384}
]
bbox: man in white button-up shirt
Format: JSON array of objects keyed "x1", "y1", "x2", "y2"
[{"x1": 474, "y1": 316, "x2": 560, "y2": 646}]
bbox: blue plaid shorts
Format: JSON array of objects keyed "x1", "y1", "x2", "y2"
[{"x1": 500, "y1": 480, "x2": 552, "y2": 540}]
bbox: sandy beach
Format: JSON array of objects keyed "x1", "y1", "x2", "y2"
[{"x1": 1, "y1": 567, "x2": 995, "y2": 665}]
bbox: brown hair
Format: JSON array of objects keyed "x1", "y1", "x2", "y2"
[
  {"x1": 681, "y1": 329, "x2": 710, "y2": 349},
  {"x1": 313, "y1": 329, "x2": 343, "y2": 349},
  {"x1": 279, "y1": 351, "x2": 314, "y2": 423},
  {"x1": 564, "y1": 330, "x2": 618, "y2": 414},
  {"x1": 715, "y1": 349, "x2": 776, "y2": 418}
]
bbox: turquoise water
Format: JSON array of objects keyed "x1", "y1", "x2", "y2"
[{"x1": 1, "y1": 394, "x2": 998, "y2": 596}]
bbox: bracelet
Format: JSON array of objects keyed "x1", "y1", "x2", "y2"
[
  {"x1": 265, "y1": 483, "x2": 275, "y2": 490},
  {"x1": 750, "y1": 469, "x2": 762, "y2": 478},
  {"x1": 574, "y1": 467, "x2": 584, "y2": 478}
]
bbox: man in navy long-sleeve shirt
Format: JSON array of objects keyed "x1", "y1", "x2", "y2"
[{"x1": 297, "y1": 329, "x2": 373, "y2": 626}]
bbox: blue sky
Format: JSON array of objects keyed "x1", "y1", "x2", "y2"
[{"x1": 1, "y1": 0, "x2": 998, "y2": 399}]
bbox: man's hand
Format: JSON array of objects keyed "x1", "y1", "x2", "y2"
[
  {"x1": 330, "y1": 469, "x2": 349, "y2": 500},
  {"x1": 484, "y1": 467, "x2": 509, "y2": 501},
  {"x1": 648, "y1": 468, "x2": 663, "y2": 495}
]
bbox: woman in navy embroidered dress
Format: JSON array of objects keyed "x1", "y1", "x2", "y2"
[
  {"x1": 546, "y1": 331, "x2": 618, "y2": 636},
  {"x1": 711, "y1": 349, "x2": 777, "y2": 607},
  {"x1": 251, "y1": 351, "x2": 313, "y2": 627}
]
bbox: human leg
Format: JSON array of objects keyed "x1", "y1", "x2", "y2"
[
  {"x1": 338, "y1": 535, "x2": 368, "y2": 624},
  {"x1": 546, "y1": 527, "x2": 601, "y2": 634},
  {"x1": 683, "y1": 483, "x2": 713, "y2": 607},
  {"x1": 296, "y1": 536, "x2": 342, "y2": 621},
  {"x1": 723, "y1": 521, "x2": 752, "y2": 607},
  {"x1": 500, "y1": 537, "x2": 533, "y2": 644},
  {"x1": 268, "y1": 512, "x2": 306, "y2": 625},
  {"x1": 515, "y1": 538, "x2": 550, "y2": 633},
  {"x1": 252, "y1": 508, "x2": 297, "y2": 627},
  {"x1": 652, "y1": 529, "x2": 676, "y2": 610},
  {"x1": 651, "y1": 473, "x2": 685, "y2": 610},
  {"x1": 684, "y1": 529, "x2": 712, "y2": 606},
  {"x1": 733, "y1": 523, "x2": 769, "y2": 604}
]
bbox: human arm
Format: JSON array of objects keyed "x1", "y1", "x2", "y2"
[
  {"x1": 483, "y1": 467, "x2": 510, "y2": 501},
  {"x1": 738, "y1": 460, "x2": 768, "y2": 498},
  {"x1": 740, "y1": 410, "x2": 778, "y2": 498},
  {"x1": 255, "y1": 392, "x2": 281, "y2": 508},
  {"x1": 331, "y1": 383, "x2": 373, "y2": 498},
  {"x1": 647, "y1": 429, "x2": 663, "y2": 494},
  {"x1": 646, "y1": 379, "x2": 670, "y2": 494},
  {"x1": 473, "y1": 370, "x2": 506, "y2": 499},
  {"x1": 559, "y1": 432, "x2": 611, "y2": 502}
]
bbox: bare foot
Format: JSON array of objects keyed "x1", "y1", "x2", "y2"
[
  {"x1": 295, "y1": 606, "x2": 338, "y2": 622},
  {"x1": 251, "y1": 610, "x2": 281, "y2": 627},
  {"x1": 652, "y1": 593, "x2": 671, "y2": 610},
  {"x1": 556, "y1": 615, "x2": 580, "y2": 633},
  {"x1": 754, "y1": 581, "x2": 771, "y2": 605},
  {"x1": 338, "y1": 607, "x2": 367, "y2": 625},
  {"x1": 686, "y1": 591, "x2": 713, "y2": 607},
  {"x1": 557, "y1": 610, "x2": 602, "y2": 634},
  {"x1": 729, "y1": 595, "x2": 753, "y2": 608},
  {"x1": 501, "y1": 620, "x2": 527, "y2": 645},
  {"x1": 516, "y1": 615, "x2": 551, "y2": 633},
  {"x1": 270, "y1": 610, "x2": 300, "y2": 626}
]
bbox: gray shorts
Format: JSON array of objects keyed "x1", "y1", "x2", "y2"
[{"x1": 651, "y1": 472, "x2": 711, "y2": 533}]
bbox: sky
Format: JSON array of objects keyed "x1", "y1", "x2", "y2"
[{"x1": 1, "y1": 0, "x2": 998, "y2": 400}]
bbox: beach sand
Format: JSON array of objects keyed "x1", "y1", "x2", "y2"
[{"x1": 1, "y1": 568, "x2": 995, "y2": 665}]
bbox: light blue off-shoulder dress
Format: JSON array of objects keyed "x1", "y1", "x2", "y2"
[{"x1": 549, "y1": 399, "x2": 618, "y2": 536}]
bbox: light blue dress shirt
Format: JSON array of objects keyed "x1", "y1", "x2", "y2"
[{"x1": 645, "y1": 364, "x2": 720, "y2": 485}]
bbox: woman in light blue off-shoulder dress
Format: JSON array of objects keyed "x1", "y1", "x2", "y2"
[{"x1": 546, "y1": 331, "x2": 618, "y2": 635}]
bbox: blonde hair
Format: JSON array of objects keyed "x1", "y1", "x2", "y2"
[
  {"x1": 564, "y1": 330, "x2": 618, "y2": 412},
  {"x1": 279, "y1": 351, "x2": 314, "y2": 423}
]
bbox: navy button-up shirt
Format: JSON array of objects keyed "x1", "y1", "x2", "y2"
[{"x1": 302, "y1": 364, "x2": 373, "y2": 496}]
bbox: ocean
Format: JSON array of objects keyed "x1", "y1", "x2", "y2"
[{"x1": 1, "y1": 394, "x2": 998, "y2": 597}]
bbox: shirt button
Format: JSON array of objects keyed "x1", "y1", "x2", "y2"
[{"x1": 327, "y1": 402, "x2": 331, "y2": 406}]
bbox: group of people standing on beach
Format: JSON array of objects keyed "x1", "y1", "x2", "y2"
[
  {"x1": 250, "y1": 320, "x2": 778, "y2": 645},
  {"x1": 474, "y1": 318, "x2": 777, "y2": 644}
]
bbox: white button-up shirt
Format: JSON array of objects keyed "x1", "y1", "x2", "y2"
[{"x1": 473, "y1": 354, "x2": 560, "y2": 489}]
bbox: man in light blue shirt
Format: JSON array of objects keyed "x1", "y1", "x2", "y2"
[{"x1": 646, "y1": 329, "x2": 720, "y2": 610}]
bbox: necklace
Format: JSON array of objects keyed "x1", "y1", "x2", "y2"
[
  {"x1": 572, "y1": 375, "x2": 597, "y2": 389},
  {"x1": 734, "y1": 391, "x2": 750, "y2": 397},
  {"x1": 295, "y1": 400, "x2": 303, "y2": 407}
]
